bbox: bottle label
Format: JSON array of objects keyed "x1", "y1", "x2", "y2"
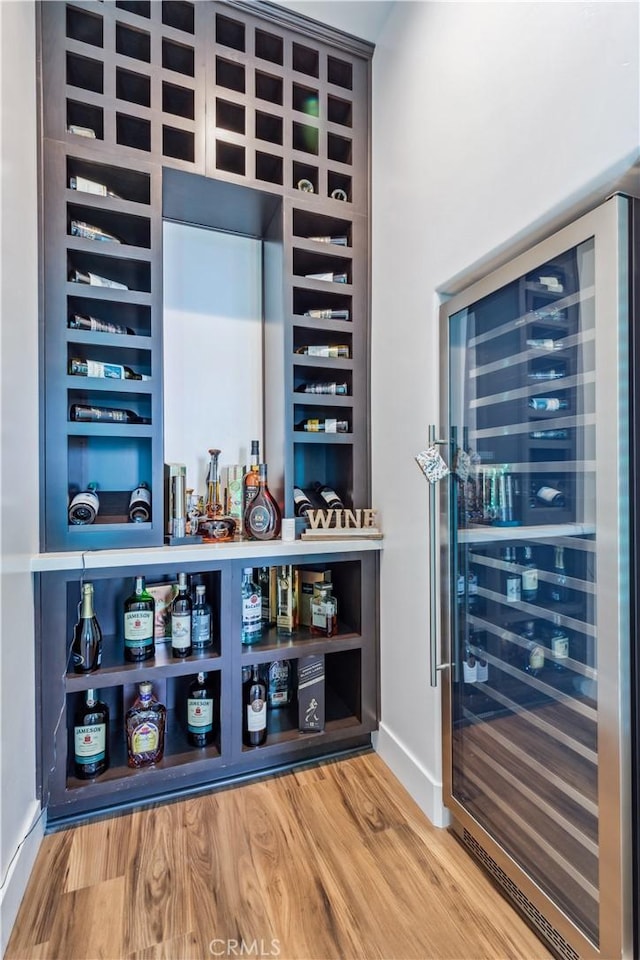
[
  {"x1": 506, "y1": 575, "x2": 521, "y2": 602},
  {"x1": 131, "y1": 721, "x2": 159, "y2": 754},
  {"x1": 187, "y1": 698, "x2": 213, "y2": 732},
  {"x1": 248, "y1": 504, "x2": 271, "y2": 535},
  {"x1": 74, "y1": 723, "x2": 106, "y2": 762},
  {"x1": 192, "y1": 612, "x2": 211, "y2": 647},
  {"x1": 171, "y1": 614, "x2": 191, "y2": 649},
  {"x1": 529, "y1": 646, "x2": 545, "y2": 670},
  {"x1": 476, "y1": 656, "x2": 488, "y2": 683},
  {"x1": 247, "y1": 699, "x2": 267, "y2": 732},
  {"x1": 124, "y1": 611, "x2": 154, "y2": 647},
  {"x1": 463, "y1": 656, "x2": 477, "y2": 683},
  {"x1": 522, "y1": 569, "x2": 538, "y2": 592},
  {"x1": 86, "y1": 360, "x2": 125, "y2": 379},
  {"x1": 552, "y1": 635, "x2": 569, "y2": 660},
  {"x1": 73, "y1": 176, "x2": 108, "y2": 196}
]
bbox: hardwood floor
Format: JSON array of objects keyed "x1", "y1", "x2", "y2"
[{"x1": 6, "y1": 752, "x2": 552, "y2": 960}]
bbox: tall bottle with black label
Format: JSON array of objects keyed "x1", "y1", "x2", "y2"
[
  {"x1": 520, "y1": 545, "x2": 538, "y2": 602},
  {"x1": 123, "y1": 575, "x2": 155, "y2": 663},
  {"x1": 550, "y1": 614, "x2": 570, "y2": 672},
  {"x1": 268, "y1": 660, "x2": 293, "y2": 709},
  {"x1": 171, "y1": 572, "x2": 192, "y2": 658},
  {"x1": 71, "y1": 582, "x2": 102, "y2": 673},
  {"x1": 313, "y1": 483, "x2": 345, "y2": 510},
  {"x1": 73, "y1": 689, "x2": 110, "y2": 779},
  {"x1": 243, "y1": 665, "x2": 267, "y2": 747},
  {"x1": 187, "y1": 672, "x2": 215, "y2": 747},
  {"x1": 502, "y1": 547, "x2": 521, "y2": 603},
  {"x1": 549, "y1": 546, "x2": 568, "y2": 603}
]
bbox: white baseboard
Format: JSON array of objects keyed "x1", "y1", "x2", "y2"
[
  {"x1": 0, "y1": 800, "x2": 44, "y2": 956},
  {"x1": 372, "y1": 724, "x2": 451, "y2": 829}
]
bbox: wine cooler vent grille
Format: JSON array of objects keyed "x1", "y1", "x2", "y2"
[{"x1": 462, "y1": 828, "x2": 581, "y2": 960}]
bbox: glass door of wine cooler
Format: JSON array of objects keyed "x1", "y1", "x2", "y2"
[{"x1": 439, "y1": 196, "x2": 632, "y2": 959}]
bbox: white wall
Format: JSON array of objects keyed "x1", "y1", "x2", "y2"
[
  {"x1": 0, "y1": 0, "x2": 43, "y2": 949},
  {"x1": 371, "y1": 1, "x2": 640, "y2": 824}
]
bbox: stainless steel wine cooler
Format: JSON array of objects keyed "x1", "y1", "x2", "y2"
[{"x1": 435, "y1": 195, "x2": 636, "y2": 959}]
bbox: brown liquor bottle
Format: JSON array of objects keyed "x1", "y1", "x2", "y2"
[
  {"x1": 125, "y1": 681, "x2": 166, "y2": 768},
  {"x1": 242, "y1": 440, "x2": 260, "y2": 534},
  {"x1": 244, "y1": 464, "x2": 281, "y2": 541}
]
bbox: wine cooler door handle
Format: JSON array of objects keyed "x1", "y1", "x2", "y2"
[{"x1": 428, "y1": 424, "x2": 449, "y2": 688}]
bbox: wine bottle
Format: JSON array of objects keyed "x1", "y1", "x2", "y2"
[
  {"x1": 70, "y1": 404, "x2": 150, "y2": 424},
  {"x1": 67, "y1": 124, "x2": 96, "y2": 139},
  {"x1": 534, "y1": 483, "x2": 565, "y2": 507},
  {"x1": 191, "y1": 584, "x2": 212, "y2": 650},
  {"x1": 187, "y1": 672, "x2": 215, "y2": 747},
  {"x1": 296, "y1": 419, "x2": 349, "y2": 433},
  {"x1": 526, "y1": 338, "x2": 563, "y2": 351},
  {"x1": 241, "y1": 568, "x2": 262, "y2": 644},
  {"x1": 267, "y1": 660, "x2": 293, "y2": 708},
  {"x1": 302, "y1": 309, "x2": 350, "y2": 321},
  {"x1": 242, "y1": 440, "x2": 260, "y2": 528},
  {"x1": 69, "y1": 176, "x2": 121, "y2": 199},
  {"x1": 501, "y1": 546, "x2": 521, "y2": 603},
  {"x1": 528, "y1": 397, "x2": 568, "y2": 411},
  {"x1": 171, "y1": 572, "x2": 192, "y2": 658},
  {"x1": 295, "y1": 382, "x2": 348, "y2": 395},
  {"x1": 313, "y1": 483, "x2": 345, "y2": 510},
  {"x1": 244, "y1": 464, "x2": 281, "y2": 540},
  {"x1": 295, "y1": 344, "x2": 350, "y2": 357},
  {"x1": 73, "y1": 689, "x2": 110, "y2": 779},
  {"x1": 521, "y1": 621, "x2": 544, "y2": 677},
  {"x1": 128, "y1": 483, "x2": 152, "y2": 523},
  {"x1": 306, "y1": 235, "x2": 348, "y2": 246},
  {"x1": 527, "y1": 368, "x2": 565, "y2": 381},
  {"x1": 70, "y1": 220, "x2": 121, "y2": 244},
  {"x1": 68, "y1": 482, "x2": 99, "y2": 524},
  {"x1": 68, "y1": 358, "x2": 149, "y2": 380},
  {"x1": 123, "y1": 575, "x2": 155, "y2": 662},
  {"x1": 549, "y1": 614, "x2": 569, "y2": 671},
  {"x1": 69, "y1": 268, "x2": 128, "y2": 290},
  {"x1": 71, "y1": 582, "x2": 102, "y2": 673},
  {"x1": 68, "y1": 313, "x2": 134, "y2": 335},
  {"x1": 462, "y1": 639, "x2": 477, "y2": 684},
  {"x1": 549, "y1": 546, "x2": 568, "y2": 603},
  {"x1": 520, "y1": 545, "x2": 538, "y2": 602},
  {"x1": 125, "y1": 681, "x2": 166, "y2": 768},
  {"x1": 293, "y1": 487, "x2": 314, "y2": 517},
  {"x1": 529, "y1": 429, "x2": 569, "y2": 440},
  {"x1": 243, "y1": 665, "x2": 267, "y2": 747},
  {"x1": 304, "y1": 271, "x2": 348, "y2": 283}
]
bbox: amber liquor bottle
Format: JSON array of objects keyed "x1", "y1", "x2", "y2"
[
  {"x1": 242, "y1": 440, "x2": 260, "y2": 532},
  {"x1": 125, "y1": 681, "x2": 166, "y2": 768},
  {"x1": 244, "y1": 464, "x2": 281, "y2": 540}
]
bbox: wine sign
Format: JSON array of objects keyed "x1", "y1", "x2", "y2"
[{"x1": 301, "y1": 508, "x2": 382, "y2": 540}]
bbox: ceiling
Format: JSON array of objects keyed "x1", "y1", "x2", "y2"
[{"x1": 271, "y1": 1, "x2": 395, "y2": 44}]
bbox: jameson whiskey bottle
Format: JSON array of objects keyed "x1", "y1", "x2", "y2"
[
  {"x1": 244, "y1": 464, "x2": 281, "y2": 540},
  {"x1": 187, "y1": 672, "x2": 215, "y2": 747},
  {"x1": 123, "y1": 575, "x2": 155, "y2": 662},
  {"x1": 73, "y1": 689, "x2": 110, "y2": 779},
  {"x1": 71, "y1": 582, "x2": 102, "y2": 673},
  {"x1": 125, "y1": 682, "x2": 166, "y2": 768}
]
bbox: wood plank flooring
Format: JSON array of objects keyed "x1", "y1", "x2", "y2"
[{"x1": 6, "y1": 752, "x2": 552, "y2": 960}]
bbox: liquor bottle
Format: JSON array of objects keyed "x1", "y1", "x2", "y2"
[
  {"x1": 244, "y1": 464, "x2": 281, "y2": 540},
  {"x1": 187, "y1": 672, "x2": 215, "y2": 747},
  {"x1": 191, "y1": 584, "x2": 212, "y2": 650},
  {"x1": 502, "y1": 547, "x2": 521, "y2": 603},
  {"x1": 462, "y1": 639, "x2": 477, "y2": 684},
  {"x1": 68, "y1": 483, "x2": 99, "y2": 525},
  {"x1": 268, "y1": 660, "x2": 293, "y2": 708},
  {"x1": 295, "y1": 382, "x2": 349, "y2": 395},
  {"x1": 547, "y1": 616, "x2": 569, "y2": 674},
  {"x1": 69, "y1": 268, "x2": 128, "y2": 290},
  {"x1": 520, "y1": 545, "x2": 538, "y2": 602},
  {"x1": 71, "y1": 582, "x2": 102, "y2": 673},
  {"x1": 258, "y1": 566, "x2": 275, "y2": 627},
  {"x1": 521, "y1": 621, "x2": 544, "y2": 677},
  {"x1": 293, "y1": 487, "x2": 314, "y2": 517},
  {"x1": 475, "y1": 640, "x2": 489, "y2": 683},
  {"x1": 310, "y1": 582, "x2": 338, "y2": 637},
  {"x1": 70, "y1": 404, "x2": 150, "y2": 424},
  {"x1": 527, "y1": 397, "x2": 568, "y2": 412},
  {"x1": 70, "y1": 220, "x2": 121, "y2": 243},
  {"x1": 313, "y1": 483, "x2": 345, "y2": 510},
  {"x1": 241, "y1": 568, "x2": 262, "y2": 644},
  {"x1": 73, "y1": 689, "x2": 110, "y2": 779},
  {"x1": 295, "y1": 344, "x2": 350, "y2": 357},
  {"x1": 467, "y1": 568, "x2": 479, "y2": 612},
  {"x1": 306, "y1": 235, "x2": 348, "y2": 246},
  {"x1": 276, "y1": 565, "x2": 299, "y2": 635},
  {"x1": 68, "y1": 313, "x2": 133, "y2": 335},
  {"x1": 549, "y1": 546, "x2": 568, "y2": 603},
  {"x1": 125, "y1": 681, "x2": 166, "y2": 767},
  {"x1": 69, "y1": 175, "x2": 121, "y2": 198},
  {"x1": 68, "y1": 358, "x2": 149, "y2": 380},
  {"x1": 171, "y1": 572, "x2": 192, "y2": 658},
  {"x1": 123, "y1": 575, "x2": 155, "y2": 662},
  {"x1": 533, "y1": 483, "x2": 566, "y2": 507},
  {"x1": 296, "y1": 419, "x2": 349, "y2": 433},
  {"x1": 456, "y1": 572, "x2": 466, "y2": 609},
  {"x1": 128, "y1": 483, "x2": 152, "y2": 522},
  {"x1": 242, "y1": 665, "x2": 267, "y2": 747},
  {"x1": 242, "y1": 440, "x2": 260, "y2": 528},
  {"x1": 302, "y1": 310, "x2": 350, "y2": 321}
]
